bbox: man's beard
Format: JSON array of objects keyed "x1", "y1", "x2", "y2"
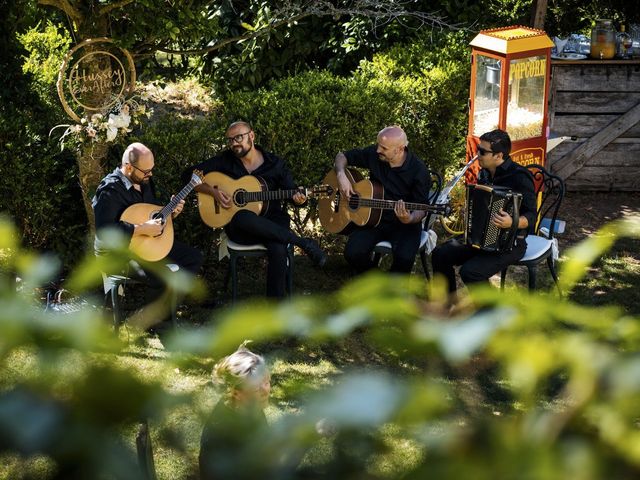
[
  {"x1": 232, "y1": 140, "x2": 252, "y2": 159},
  {"x1": 132, "y1": 176, "x2": 150, "y2": 185}
]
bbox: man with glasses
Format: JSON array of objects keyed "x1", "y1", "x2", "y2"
[
  {"x1": 431, "y1": 129, "x2": 536, "y2": 297},
  {"x1": 333, "y1": 126, "x2": 432, "y2": 274},
  {"x1": 93, "y1": 142, "x2": 203, "y2": 327},
  {"x1": 185, "y1": 121, "x2": 326, "y2": 299}
]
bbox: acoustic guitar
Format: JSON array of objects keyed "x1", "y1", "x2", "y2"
[
  {"x1": 318, "y1": 168, "x2": 449, "y2": 234},
  {"x1": 120, "y1": 171, "x2": 203, "y2": 262},
  {"x1": 197, "y1": 172, "x2": 333, "y2": 228}
]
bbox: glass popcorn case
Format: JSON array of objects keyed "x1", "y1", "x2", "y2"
[{"x1": 467, "y1": 26, "x2": 554, "y2": 176}]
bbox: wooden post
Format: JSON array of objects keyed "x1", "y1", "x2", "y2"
[{"x1": 530, "y1": 0, "x2": 548, "y2": 29}]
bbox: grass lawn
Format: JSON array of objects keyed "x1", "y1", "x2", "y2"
[{"x1": 1, "y1": 192, "x2": 639, "y2": 479}]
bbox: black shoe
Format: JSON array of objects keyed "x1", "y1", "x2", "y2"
[{"x1": 298, "y1": 238, "x2": 327, "y2": 267}]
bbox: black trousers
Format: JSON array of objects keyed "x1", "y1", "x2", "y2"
[
  {"x1": 431, "y1": 237, "x2": 527, "y2": 293},
  {"x1": 344, "y1": 221, "x2": 422, "y2": 274},
  {"x1": 225, "y1": 210, "x2": 296, "y2": 298}
]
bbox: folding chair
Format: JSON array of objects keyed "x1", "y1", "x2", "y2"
[
  {"x1": 500, "y1": 164, "x2": 565, "y2": 293},
  {"x1": 219, "y1": 232, "x2": 294, "y2": 303},
  {"x1": 372, "y1": 171, "x2": 443, "y2": 278}
]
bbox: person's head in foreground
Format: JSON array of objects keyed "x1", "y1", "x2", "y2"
[{"x1": 214, "y1": 341, "x2": 270, "y2": 409}]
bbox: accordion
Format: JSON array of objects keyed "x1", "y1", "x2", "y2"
[{"x1": 464, "y1": 184, "x2": 522, "y2": 252}]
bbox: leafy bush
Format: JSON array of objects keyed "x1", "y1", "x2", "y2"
[
  {"x1": 1, "y1": 14, "x2": 86, "y2": 266},
  {"x1": 2, "y1": 212, "x2": 640, "y2": 479}
]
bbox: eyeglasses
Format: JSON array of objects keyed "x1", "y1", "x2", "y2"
[
  {"x1": 225, "y1": 131, "x2": 251, "y2": 144},
  {"x1": 477, "y1": 146, "x2": 495, "y2": 156},
  {"x1": 131, "y1": 163, "x2": 154, "y2": 175}
]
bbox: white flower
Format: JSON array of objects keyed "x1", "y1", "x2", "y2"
[
  {"x1": 106, "y1": 125, "x2": 118, "y2": 142},
  {"x1": 108, "y1": 112, "x2": 131, "y2": 129}
]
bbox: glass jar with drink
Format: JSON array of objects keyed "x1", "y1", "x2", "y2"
[{"x1": 591, "y1": 19, "x2": 616, "y2": 59}]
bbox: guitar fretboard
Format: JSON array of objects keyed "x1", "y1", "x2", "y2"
[
  {"x1": 240, "y1": 188, "x2": 304, "y2": 203},
  {"x1": 341, "y1": 195, "x2": 446, "y2": 213},
  {"x1": 159, "y1": 175, "x2": 201, "y2": 220}
]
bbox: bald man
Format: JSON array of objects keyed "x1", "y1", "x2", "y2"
[
  {"x1": 185, "y1": 121, "x2": 326, "y2": 299},
  {"x1": 334, "y1": 126, "x2": 432, "y2": 273},
  {"x1": 92, "y1": 142, "x2": 203, "y2": 326}
]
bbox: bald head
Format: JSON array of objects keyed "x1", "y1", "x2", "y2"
[
  {"x1": 377, "y1": 126, "x2": 408, "y2": 148},
  {"x1": 122, "y1": 142, "x2": 153, "y2": 167},
  {"x1": 376, "y1": 126, "x2": 408, "y2": 166}
]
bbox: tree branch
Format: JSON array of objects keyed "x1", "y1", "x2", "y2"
[
  {"x1": 147, "y1": 0, "x2": 462, "y2": 57},
  {"x1": 153, "y1": 13, "x2": 311, "y2": 56},
  {"x1": 38, "y1": 0, "x2": 83, "y2": 25},
  {"x1": 99, "y1": 0, "x2": 137, "y2": 16}
]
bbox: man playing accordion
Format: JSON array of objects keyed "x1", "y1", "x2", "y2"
[{"x1": 432, "y1": 129, "x2": 536, "y2": 297}]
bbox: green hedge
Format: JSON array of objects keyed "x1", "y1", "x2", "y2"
[
  {"x1": 1, "y1": 15, "x2": 87, "y2": 266},
  {"x1": 139, "y1": 31, "x2": 470, "y2": 243},
  {"x1": 5, "y1": 29, "x2": 471, "y2": 262}
]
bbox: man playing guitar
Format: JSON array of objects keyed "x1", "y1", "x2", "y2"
[
  {"x1": 185, "y1": 121, "x2": 326, "y2": 298},
  {"x1": 334, "y1": 126, "x2": 432, "y2": 273},
  {"x1": 92, "y1": 142, "x2": 203, "y2": 328}
]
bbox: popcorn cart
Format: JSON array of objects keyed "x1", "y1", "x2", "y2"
[{"x1": 467, "y1": 26, "x2": 554, "y2": 176}]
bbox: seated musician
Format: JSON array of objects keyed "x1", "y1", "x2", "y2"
[
  {"x1": 185, "y1": 121, "x2": 326, "y2": 299},
  {"x1": 334, "y1": 126, "x2": 432, "y2": 273},
  {"x1": 92, "y1": 142, "x2": 203, "y2": 329},
  {"x1": 431, "y1": 129, "x2": 536, "y2": 295}
]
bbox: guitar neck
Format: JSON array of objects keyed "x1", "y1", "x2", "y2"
[
  {"x1": 355, "y1": 197, "x2": 443, "y2": 213},
  {"x1": 159, "y1": 177, "x2": 200, "y2": 219},
  {"x1": 242, "y1": 188, "x2": 302, "y2": 204}
]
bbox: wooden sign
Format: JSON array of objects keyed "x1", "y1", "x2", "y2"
[{"x1": 57, "y1": 37, "x2": 136, "y2": 122}]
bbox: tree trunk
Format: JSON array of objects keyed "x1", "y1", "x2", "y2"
[
  {"x1": 77, "y1": 142, "x2": 107, "y2": 233},
  {"x1": 76, "y1": 15, "x2": 111, "y2": 234},
  {"x1": 530, "y1": 0, "x2": 548, "y2": 29}
]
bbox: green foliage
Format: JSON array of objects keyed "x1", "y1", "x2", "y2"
[
  {"x1": 2, "y1": 213, "x2": 640, "y2": 478},
  {"x1": 220, "y1": 30, "x2": 470, "y2": 188},
  {"x1": 545, "y1": 0, "x2": 640, "y2": 36},
  {"x1": 0, "y1": 4, "x2": 87, "y2": 266},
  {"x1": 17, "y1": 21, "x2": 71, "y2": 111}
]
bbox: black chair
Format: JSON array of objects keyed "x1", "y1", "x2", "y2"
[
  {"x1": 500, "y1": 164, "x2": 565, "y2": 294},
  {"x1": 372, "y1": 171, "x2": 443, "y2": 278},
  {"x1": 220, "y1": 233, "x2": 294, "y2": 303}
]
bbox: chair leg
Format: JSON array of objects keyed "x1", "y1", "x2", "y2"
[
  {"x1": 500, "y1": 269, "x2": 507, "y2": 291},
  {"x1": 169, "y1": 291, "x2": 178, "y2": 328},
  {"x1": 286, "y1": 247, "x2": 294, "y2": 297},
  {"x1": 527, "y1": 265, "x2": 537, "y2": 291},
  {"x1": 230, "y1": 254, "x2": 238, "y2": 303},
  {"x1": 419, "y1": 250, "x2": 430, "y2": 280},
  {"x1": 110, "y1": 284, "x2": 125, "y2": 329},
  {"x1": 547, "y1": 257, "x2": 562, "y2": 296}
]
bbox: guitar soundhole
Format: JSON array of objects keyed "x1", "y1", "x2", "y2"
[
  {"x1": 151, "y1": 211, "x2": 166, "y2": 225},
  {"x1": 347, "y1": 194, "x2": 360, "y2": 211},
  {"x1": 234, "y1": 189, "x2": 247, "y2": 207}
]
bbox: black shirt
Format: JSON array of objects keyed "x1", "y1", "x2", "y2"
[
  {"x1": 199, "y1": 400, "x2": 268, "y2": 480},
  {"x1": 184, "y1": 146, "x2": 297, "y2": 221},
  {"x1": 478, "y1": 156, "x2": 536, "y2": 237},
  {"x1": 343, "y1": 145, "x2": 431, "y2": 224},
  {"x1": 92, "y1": 168, "x2": 159, "y2": 253}
]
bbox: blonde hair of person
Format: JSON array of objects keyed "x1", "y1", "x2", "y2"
[{"x1": 213, "y1": 341, "x2": 268, "y2": 400}]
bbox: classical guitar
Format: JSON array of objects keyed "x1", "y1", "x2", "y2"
[
  {"x1": 318, "y1": 168, "x2": 449, "y2": 235},
  {"x1": 120, "y1": 171, "x2": 203, "y2": 262},
  {"x1": 197, "y1": 172, "x2": 333, "y2": 228}
]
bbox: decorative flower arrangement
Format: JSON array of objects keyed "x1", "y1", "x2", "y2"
[{"x1": 50, "y1": 94, "x2": 152, "y2": 149}]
